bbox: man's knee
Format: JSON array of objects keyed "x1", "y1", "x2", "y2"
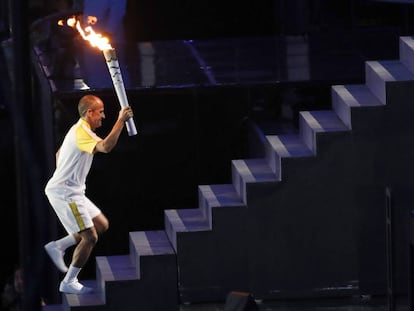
[
  {"x1": 94, "y1": 215, "x2": 109, "y2": 234},
  {"x1": 80, "y1": 229, "x2": 99, "y2": 245}
]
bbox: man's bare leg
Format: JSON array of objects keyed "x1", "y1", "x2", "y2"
[
  {"x1": 59, "y1": 227, "x2": 98, "y2": 294},
  {"x1": 44, "y1": 213, "x2": 108, "y2": 273}
]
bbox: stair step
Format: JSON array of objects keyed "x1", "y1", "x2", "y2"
[
  {"x1": 332, "y1": 84, "x2": 384, "y2": 107},
  {"x1": 54, "y1": 232, "x2": 177, "y2": 310},
  {"x1": 125, "y1": 231, "x2": 178, "y2": 310},
  {"x1": 267, "y1": 134, "x2": 313, "y2": 157},
  {"x1": 96, "y1": 255, "x2": 135, "y2": 298},
  {"x1": 130, "y1": 231, "x2": 175, "y2": 256},
  {"x1": 165, "y1": 209, "x2": 209, "y2": 231},
  {"x1": 62, "y1": 280, "x2": 105, "y2": 309},
  {"x1": 129, "y1": 230, "x2": 175, "y2": 275},
  {"x1": 96, "y1": 255, "x2": 136, "y2": 282},
  {"x1": 232, "y1": 158, "x2": 277, "y2": 203},
  {"x1": 198, "y1": 184, "x2": 243, "y2": 208},
  {"x1": 165, "y1": 209, "x2": 210, "y2": 251},
  {"x1": 299, "y1": 110, "x2": 348, "y2": 153},
  {"x1": 94, "y1": 255, "x2": 137, "y2": 304},
  {"x1": 265, "y1": 134, "x2": 313, "y2": 178},
  {"x1": 198, "y1": 184, "x2": 245, "y2": 227},
  {"x1": 331, "y1": 84, "x2": 384, "y2": 128},
  {"x1": 366, "y1": 60, "x2": 414, "y2": 104},
  {"x1": 89, "y1": 231, "x2": 178, "y2": 310}
]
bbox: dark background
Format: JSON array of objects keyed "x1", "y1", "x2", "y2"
[{"x1": 1, "y1": 0, "x2": 414, "y2": 309}]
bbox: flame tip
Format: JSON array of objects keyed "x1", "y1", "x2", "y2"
[{"x1": 60, "y1": 16, "x2": 113, "y2": 50}]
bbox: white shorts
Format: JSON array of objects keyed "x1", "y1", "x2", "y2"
[{"x1": 46, "y1": 189, "x2": 101, "y2": 234}]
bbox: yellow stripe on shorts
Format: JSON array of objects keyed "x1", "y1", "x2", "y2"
[{"x1": 69, "y1": 202, "x2": 86, "y2": 231}]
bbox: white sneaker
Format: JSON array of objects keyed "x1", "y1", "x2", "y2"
[
  {"x1": 59, "y1": 279, "x2": 93, "y2": 295},
  {"x1": 44, "y1": 241, "x2": 68, "y2": 273}
]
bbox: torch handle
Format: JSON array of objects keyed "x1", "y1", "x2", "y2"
[
  {"x1": 103, "y1": 49, "x2": 137, "y2": 136},
  {"x1": 126, "y1": 116, "x2": 137, "y2": 136},
  {"x1": 113, "y1": 83, "x2": 138, "y2": 136}
]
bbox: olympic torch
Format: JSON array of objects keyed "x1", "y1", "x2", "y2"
[
  {"x1": 102, "y1": 48, "x2": 137, "y2": 136},
  {"x1": 60, "y1": 16, "x2": 137, "y2": 136}
]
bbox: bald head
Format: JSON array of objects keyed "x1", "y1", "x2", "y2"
[{"x1": 78, "y1": 95, "x2": 103, "y2": 117}]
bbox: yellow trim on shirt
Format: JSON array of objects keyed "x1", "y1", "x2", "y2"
[{"x1": 76, "y1": 120, "x2": 98, "y2": 154}]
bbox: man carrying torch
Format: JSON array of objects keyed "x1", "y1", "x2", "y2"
[
  {"x1": 43, "y1": 16, "x2": 137, "y2": 294},
  {"x1": 44, "y1": 95, "x2": 134, "y2": 294}
]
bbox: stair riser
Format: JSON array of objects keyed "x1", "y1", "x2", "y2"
[
  {"x1": 232, "y1": 165, "x2": 247, "y2": 204},
  {"x1": 264, "y1": 141, "x2": 281, "y2": 179},
  {"x1": 400, "y1": 37, "x2": 414, "y2": 73},
  {"x1": 331, "y1": 87, "x2": 352, "y2": 129},
  {"x1": 164, "y1": 214, "x2": 178, "y2": 252},
  {"x1": 299, "y1": 114, "x2": 316, "y2": 154},
  {"x1": 174, "y1": 208, "x2": 249, "y2": 303},
  {"x1": 198, "y1": 191, "x2": 212, "y2": 228},
  {"x1": 366, "y1": 62, "x2": 387, "y2": 105}
]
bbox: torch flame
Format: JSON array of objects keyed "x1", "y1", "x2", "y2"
[
  {"x1": 58, "y1": 16, "x2": 138, "y2": 136},
  {"x1": 58, "y1": 16, "x2": 112, "y2": 51}
]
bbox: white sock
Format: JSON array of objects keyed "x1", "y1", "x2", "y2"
[
  {"x1": 54, "y1": 234, "x2": 76, "y2": 251},
  {"x1": 63, "y1": 265, "x2": 81, "y2": 283}
]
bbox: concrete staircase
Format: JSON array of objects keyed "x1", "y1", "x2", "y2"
[
  {"x1": 164, "y1": 35, "x2": 414, "y2": 302},
  {"x1": 44, "y1": 36, "x2": 414, "y2": 309},
  {"x1": 44, "y1": 231, "x2": 178, "y2": 311}
]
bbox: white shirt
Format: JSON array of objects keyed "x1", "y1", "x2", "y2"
[{"x1": 45, "y1": 119, "x2": 102, "y2": 195}]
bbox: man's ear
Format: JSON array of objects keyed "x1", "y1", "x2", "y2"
[{"x1": 86, "y1": 108, "x2": 93, "y2": 116}]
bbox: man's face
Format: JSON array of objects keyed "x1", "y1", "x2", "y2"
[{"x1": 87, "y1": 99, "x2": 105, "y2": 130}]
